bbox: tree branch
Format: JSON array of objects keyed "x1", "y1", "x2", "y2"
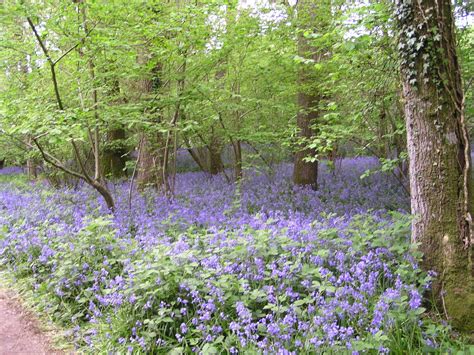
[
  {"x1": 27, "y1": 17, "x2": 64, "y2": 110},
  {"x1": 52, "y1": 23, "x2": 97, "y2": 66},
  {"x1": 31, "y1": 138, "x2": 86, "y2": 181},
  {"x1": 71, "y1": 139, "x2": 93, "y2": 183},
  {"x1": 26, "y1": 18, "x2": 52, "y2": 63},
  {"x1": 53, "y1": 42, "x2": 80, "y2": 66}
]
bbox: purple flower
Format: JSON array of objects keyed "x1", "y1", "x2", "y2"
[{"x1": 409, "y1": 289, "x2": 422, "y2": 310}]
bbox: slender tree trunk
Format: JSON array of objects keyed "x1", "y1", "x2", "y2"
[
  {"x1": 78, "y1": 1, "x2": 102, "y2": 182},
  {"x1": 162, "y1": 57, "x2": 186, "y2": 195},
  {"x1": 79, "y1": 1, "x2": 114, "y2": 210},
  {"x1": 20, "y1": 59, "x2": 37, "y2": 179},
  {"x1": 26, "y1": 136, "x2": 37, "y2": 180},
  {"x1": 26, "y1": 159, "x2": 37, "y2": 179},
  {"x1": 397, "y1": 0, "x2": 473, "y2": 331},
  {"x1": 234, "y1": 140, "x2": 243, "y2": 181},
  {"x1": 186, "y1": 143, "x2": 224, "y2": 175},
  {"x1": 207, "y1": 68, "x2": 226, "y2": 175}
]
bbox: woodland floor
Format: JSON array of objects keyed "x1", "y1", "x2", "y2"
[{"x1": 0, "y1": 290, "x2": 62, "y2": 355}]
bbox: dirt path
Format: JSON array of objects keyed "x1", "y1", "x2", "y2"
[{"x1": 0, "y1": 290, "x2": 61, "y2": 355}]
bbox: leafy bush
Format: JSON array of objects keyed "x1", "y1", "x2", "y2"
[{"x1": 0, "y1": 213, "x2": 466, "y2": 353}]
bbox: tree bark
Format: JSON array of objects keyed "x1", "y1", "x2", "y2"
[
  {"x1": 397, "y1": 0, "x2": 473, "y2": 331},
  {"x1": 209, "y1": 145, "x2": 224, "y2": 175},
  {"x1": 292, "y1": 5, "x2": 319, "y2": 190},
  {"x1": 102, "y1": 79, "x2": 128, "y2": 179},
  {"x1": 186, "y1": 146, "x2": 207, "y2": 172},
  {"x1": 208, "y1": 131, "x2": 224, "y2": 175},
  {"x1": 137, "y1": 133, "x2": 164, "y2": 189},
  {"x1": 233, "y1": 140, "x2": 243, "y2": 181},
  {"x1": 26, "y1": 159, "x2": 37, "y2": 180},
  {"x1": 26, "y1": 136, "x2": 37, "y2": 180},
  {"x1": 102, "y1": 127, "x2": 127, "y2": 178},
  {"x1": 136, "y1": 52, "x2": 164, "y2": 189},
  {"x1": 293, "y1": 89, "x2": 319, "y2": 189}
]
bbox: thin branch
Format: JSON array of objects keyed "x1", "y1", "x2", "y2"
[
  {"x1": 71, "y1": 139, "x2": 93, "y2": 183},
  {"x1": 31, "y1": 138, "x2": 85, "y2": 181},
  {"x1": 0, "y1": 131, "x2": 30, "y2": 153},
  {"x1": 182, "y1": 134, "x2": 207, "y2": 172},
  {"x1": 52, "y1": 23, "x2": 97, "y2": 66},
  {"x1": 464, "y1": 78, "x2": 473, "y2": 93},
  {"x1": 53, "y1": 42, "x2": 80, "y2": 65},
  {"x1": 128, "y1": 136, "x2": 143, "y2": 211},
  {"x1": 26, "y1": 17, "x2": 64, "y2": 110},
  {"x1": 349, "y1": 137, "x2": 410, "y2": 197},
  {"x1": 162, "y1": 57, "x2": 187, "y2": 194},
  {"x1": 26, "y1": 17, "x2": 52, "y2": 63},
  {"x1": 246, "y1": 141, "x2": 274, "y2": 172}
]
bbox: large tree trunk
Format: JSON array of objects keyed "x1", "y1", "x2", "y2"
[
  {"x1": 137, "y1": 133, "x2": 163, "y2": 189},
  {"x1": 136, "y1": 52, "x2": 164, "y2": 189},
  {"x1": 185, "y1": 143, "x2": 224, "y2": 175},
  {"x1": 397, "y1": 0, "x2": 473, "y2": 331},
  {"x1": 293, "y1": 90, "x2": 318, "y2": 189},
  {"x1": 209, "y1": 145, "x2": 224, "y2": 175},
  {"x1": 208, "y1": 132, "x2": 224, "y2": 175},
  {"x1": 102, "y1": 79, "x2": 128, "y2": 179},
  {"x1": 292, "y1": 8, "x2": 319, "y2": 190},
  {"x1": 186, "y1": 146, "x2": 207, "y2": 172},
  {"x1": 102, "y1": 127, "x2": 127, "y2": 179}
]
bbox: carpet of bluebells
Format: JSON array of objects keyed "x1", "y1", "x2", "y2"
[{"x1": 0, "y1": 158, "x2": 462, "y2": 353}]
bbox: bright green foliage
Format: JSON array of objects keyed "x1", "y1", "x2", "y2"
[
  {"x1": 0, "y1": 0, "x2": 298, "y2": 175},
  {"x1": 0, "y1": 1, "x2": 471, "y2": 178},
  {"x1": 1, "y1": 211, "x2": 469, "y2": 353}
]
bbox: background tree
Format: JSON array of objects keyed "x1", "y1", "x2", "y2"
[{"x1": 292, "y1": 0, "x2": 327, "y2": 189}]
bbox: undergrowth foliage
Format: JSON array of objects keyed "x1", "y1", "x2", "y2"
[{"x1": 0, "y1": 159, "x2": 467, "y2": 353}]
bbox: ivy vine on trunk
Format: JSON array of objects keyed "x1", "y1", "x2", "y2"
[{"x1": 396, "y1": 0, "x2": 473, "y2": 332}]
